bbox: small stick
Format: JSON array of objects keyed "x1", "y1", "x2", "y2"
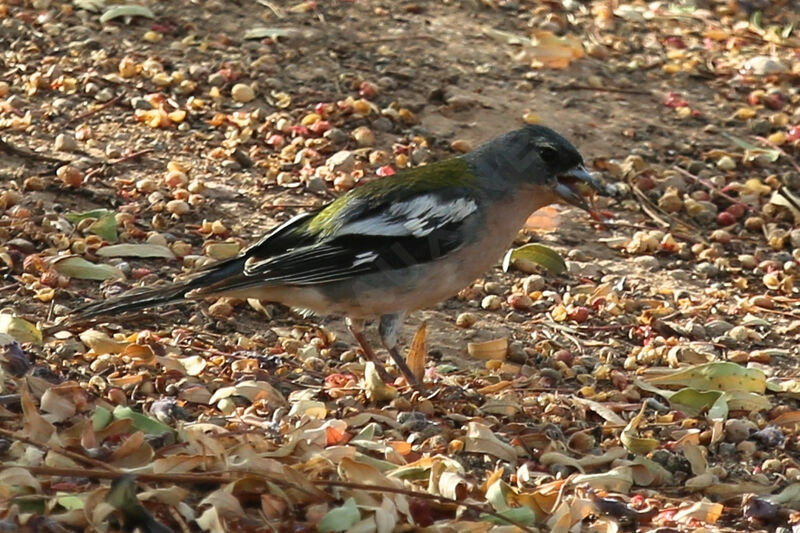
[
  {"x1": 0, "y1": 137, "x2": 71, "y2": 164},
  {"x1": 552, "y1": 84, "x2": 652, "y2": 96},
  {"x1": 66, "y1": 94, "x2": 124, "y2": 125},
  {"x1": 673, "y1": 166, "x2": 752, "y2": 211},
  {"x1": 0, "y1": 427, "x2": 120, "y2": 472}
]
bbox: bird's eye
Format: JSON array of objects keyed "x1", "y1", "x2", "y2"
[{"x1": 539, "y1": 146, "x2": 559, "y2": 164}]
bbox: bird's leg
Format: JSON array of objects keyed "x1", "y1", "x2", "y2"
[
  {"x1": 379, "y1": 313, "x2": 420, "y2": 388},
  {"x1": 346, "y1": 317, "x2": 392, "y2": 382}
]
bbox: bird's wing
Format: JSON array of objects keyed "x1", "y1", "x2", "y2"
[{"x1": 220, "y1": 190, "x2": 483, "y2": 288}]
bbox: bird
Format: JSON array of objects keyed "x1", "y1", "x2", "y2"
[{"x1": 70, "y1": 125, "x2": 610, "y2": 387}]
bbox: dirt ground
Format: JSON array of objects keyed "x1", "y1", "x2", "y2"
[{"x1": 2, "y1": 0, "x2": 800, "y2": 531}]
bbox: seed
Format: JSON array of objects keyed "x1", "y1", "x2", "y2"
[
  {"x1": 164, "y1": 170, "x2": 188, "y2": 188},
  {"x1": 481, "y1": 295, "x2": 502, "y2": 310},
  {"x1": 166, "y1": 199, "x2": 190, "y2": 216},
  {"x1": 744, "y1": 216, "x2": 764, "y2": 231},
  {"x1": 455, "y1": 312, "x2": 478, "y2": 328},
  {"x1": 56, "y1": 165, "x2": 83, "y2": 187},
  {"x1": 716, "y1": 212, "x2": 736, "y2": 226},
  {"x1": 352, "y1": 126, "x2": 375, "y2": 147},
  {"x1": 567, "y1": 306, "x2": 590, "y2": 323},
  {"x1": 231, "y1": 83, "x2": 255, "y2": 103},
  {"x1": 507, "y1": 293, "x2": 533, "y2": 310},
  {"x1": 450, "y1": 139, "x2": 472, "y2": 153}
]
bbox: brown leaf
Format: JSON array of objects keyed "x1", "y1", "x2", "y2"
[{"x1": 405, "y1": 321, "x2": 427, "y2": 384}]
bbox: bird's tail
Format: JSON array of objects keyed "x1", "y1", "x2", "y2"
[{"x1": 69, "y1": 257, "x2": 245, "y2": 323}]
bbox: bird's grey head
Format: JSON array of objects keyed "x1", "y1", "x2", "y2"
[{"x1": 465, "y1": 125, "x2": 609, "y2": 209}]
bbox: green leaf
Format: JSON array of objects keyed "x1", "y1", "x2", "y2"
[
  {"x1": 55, "y1": 493, "x2": 85, "y2": 511},
  {"x1": 0, "y1": 314, "x2": 42, "y2": 345},
  {"x1": 96, "y1": 243, "x2": 175, "y2": 259},
  {"x1": 93, "y1": 406, "x2": 113, "y2": 431},
  {"x1": 317, "y1": 498, "x2": 360, "y2": 533},
  {"x1": 89, "y1": 213, "x2": 118, "y2": 242},
  {"x1": 100, "y1": 4, "x2": 155, "y2": 23},
  {"x1": 52, "y1": 256, "x2": 124, "y2": 281},
  {"x1": 721, "y1": 133, "x2": 780, "y2": 162},
  {"x1": 480, "y1": 506, "x2": 536, "y2": 526},
  {"x1": 64, "y1": 208, "x2": 112, "y2": 223},
  {"x1": 113, "y1": 406, "x2": 174, "y2": 436},
  {"x1": 485, "y1": 479, "x2": 511, "y2": 511},
  {"x1": 644, "y1": 362, "x2": 766, "y2": 393},
  {"x1": 243, "y1": 27, "x2": 296, "y2": 40},
  {"x1": 502, "y1": 243, "x2": 567, "y2": 275},
  {"x1": 668, "y1": 388, "x2": 724, "y2": 417},
  {"x1": 436, "y1": 363, "x2": 459, "y2": 374}
]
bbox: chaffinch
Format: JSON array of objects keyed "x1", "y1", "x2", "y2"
[{"x1": 72, "y1": 125, "x2": 610, "y2": 386}]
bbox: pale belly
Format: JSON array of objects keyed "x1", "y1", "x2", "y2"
[{"x1": 212, "y1": 187, "x2": 558, "y2": 319}]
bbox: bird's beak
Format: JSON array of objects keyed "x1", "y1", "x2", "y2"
[{"x1": 554, "y1": 165, "x2": 609, "y2": 212}]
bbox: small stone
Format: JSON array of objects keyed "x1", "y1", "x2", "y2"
[
  {"x1": 231, "y1": 83, "x2": 255, "y2": 103},
  {"x1": 716, "y1": 156, "x2": 737, "y2": 171},
  {"x1": 208, "y1": 299, "x2": 234, "y2": 319},
  {"x1": 352, "y1": 126, "x2": 375, "y2": 147},
  {"x1": 522, "y1": 274, "x2": 545, "y2": 293},
  {"x1": 54, "y1": 133, "x2": 78, "y2": 152},
  {"x1": 507, "y1": 293, "x2": 533, "y2": 310},
  {"x1": 481, "y1": 295, "x2": 503, "y2": 310},
  {"x1": 483, "y1": 281, "x2": 503, "y2": 294},
  {"x1": 695, "y1": 262, "x2": 719, "y2": 277},
  {"x1": 326, "y1": 150, "x2": 354, "y2": 172},
  {"x1": 455, "y1": 312, "x2": 478, "y2": 328},
  {"x1": 633, "y1": 255, "x2": 659, "y2": 271},
  {"x1": 56, "y1": 165, "x2": 83, "y2": 187},
  {"x1": 743, "y1": 56, "x2": 788, "y2": 76},
  {"x1": 450, "y1": 139, "x2": 472, "y2": 153},
  {"x1": 324, "y1": 127, "x2": 349, "y2": 145},
  {"x1": 166, "y1": 199, "x2": 190, "y2": 216},
  {"x1": 725, "y1": 418, "x2": 757, "y2": 443}
]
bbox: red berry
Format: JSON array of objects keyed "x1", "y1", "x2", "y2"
[
  {"x1": 359, "y1": 81, "x2": 378, "y2": 99},
  {"x1": 266, "y1": 134, "x2": 285, "y2": 148},
  {"x1": 763, "y1": 93, "x2": 784, "y2": 110},
  {"x1": 726, "y1": 203, "x2": 746, "y2": 220},
  {"x1": 132, "y1": 268, "x2": 152, "y2": 279},
  {"x1": 636, "y1": 175, "x2": 656, "y2": 191},
  {"x1": 567, "y1": 306, "x2": 590, "y2": 323},
  {"x1": 375, "y1": 165, "x2": 395, "y2": 176},
  {"x1": 717, "y1": 211, "x2": 736, "y2": 226},
  {"x1": 787, "y1": 126, "x2": 800, "y2": 142},
  {"x1": 309, "y1": 120, "x2": 331, "y2": 135}
]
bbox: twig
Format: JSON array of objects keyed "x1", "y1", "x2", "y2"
[
  {"x1": 311, "y1": 479, "x2": 537, "y2": 532},
  {"x1": 108, "y1": 148, "x2": 155, "y2": 166},
  {"x1": 84, "y1": 148, "x2": 155, "y2": 181},
  {"x1": 0, "y1": 137, "x2": 71, "y2": 164},
  {"x1": 552, "y1": 84, "x2": 652, "y2": 96},
  {"x1": 355, "y1": 35, "x2": 444, "y2": 45},
  {"x1": 673, "y1": 166, "x2": 752, "y2": 211},
  {"x1": 65, "y1": 94, "x2": 124, "y2": 125},
  {"x1": 8, "y1": 464, "x2": 536, "y2": 531},
  {"x1": 0, "y1": 427, "x2": 120, "y2": 472},
  {"x1": 255, "y1": 0, "x2": 285, "y2": 18}
]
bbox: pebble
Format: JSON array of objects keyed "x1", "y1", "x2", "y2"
[
  {"x1": 725, "y1": 418, "x2": 757, "y2": 443},
  {"x1": 326, "y1": 150, "x2": 355, "y2": 172},
  {"x1": 481, "y1": 295, "x2": 503, "y2": 310},
  {"x1": 716, "y1": 156, "x2": 737, "y2": 171},
  {"x1": 743, "y1": 56, "x2": 788, "y2": 76},
  {"x1": 694, "y1": 262, "x2": 719, "y2": 277},
  {"x1": 483, "y1": 281, "x2": 503, "y2": 295},
  {"x1": 455, "y1": 312, "x2": 478, "y2": 328},
  {"x1": 450, "y1": 139, "x2": 473, "y2": 153},
  {"x1": 231, "y1": 83, "x2": 255, "y2": 103},
  {"x1": 324, "y1": 127, "x2": 349, "y2": 146},
  {"x1": 507, "y1": 293, "x2": 533, "y2": 310},
  {"x1": 633, "y1": 255, "x2": 660, "y2": 271},
  {"x1": 658, "y1": 191, "x2": 683, "y2": 213},
  {"x1": 166, "y1": 199, "x2": 190, "y2": 216},
  {"x1": 352, "y1": 126, "x2": 375, "y2": 147},
  {"x1": 522, "y1": 274, "x2": 545, "y2": 293},
  {"x1": 54, "y1": 133, "x2": 78, "y2": 152}
]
